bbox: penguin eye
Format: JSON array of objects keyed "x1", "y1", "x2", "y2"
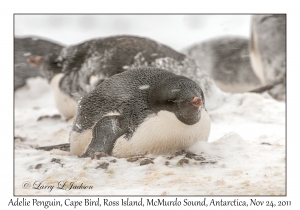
[
  {"x1": 190, "y1": 97, "x2": 202, "y2": 108},
  {"x1": 167, "y1": 99, "x2": 176, "y2": 103},
  {"x1": 167, "y1": 99, "x2": 183, "y2": 103}
]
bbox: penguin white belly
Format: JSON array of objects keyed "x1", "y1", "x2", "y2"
[
  {"x1": 112, "y1": 109, "x2": 211, "y2": 158},
  {"x1": 50, "y1": 73, "x2": 78, "y2": 119}
]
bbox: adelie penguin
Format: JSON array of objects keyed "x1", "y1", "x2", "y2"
[
  {"x1": 183, "y1": 36, "x2": 262, "y2": 93},
  {"x1": 70, "y1": 67, "x2": 211, "y2": 158},
  {"x1": 250, "y1": 15, "x2": 286, "y2": 100},
  {"x1": 14, "y1": 36, "x2": 64, "y2": 90},
  {"x1": 28, "y1": 35, "x2": 225, "y2": 119}
]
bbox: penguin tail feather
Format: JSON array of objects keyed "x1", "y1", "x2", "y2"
[{"x1": 36, "y1": 143, "x2": 70, "y2": 152}]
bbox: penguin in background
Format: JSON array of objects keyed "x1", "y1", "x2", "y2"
[
  {"x1": 250, "y1": 14, "x2": 286, "y2": 100},
  {"x1": 183, "y1": 36, "x2": 262, "y2": 93},
  {"x1": 27, "y1": 35, "x2": 226, "y2": 119},
  {"x1": 14, "y1": 36, "x2": 64, "y2": 90},
  {"x1": 70, "y1": 67, "x2": 211, "y2": 158}
]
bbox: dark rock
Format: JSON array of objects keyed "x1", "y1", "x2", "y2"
[
  {"x1": 140, "y1": 159, "x2": 154, "y2": 166},
  {"x1": 185, "y1": 152, "x2": 206, "y2": 161},
  {"x1": 261, "y1": 142, "x2": 272, "y2": 146},
  {"x1": 96, "y1": 162, "x2": 109, "y2": 169},
  {"x1": 173, "y1": 150, "x2": 185, "y2": 156},
  {"x1": 51, "y1": 158, "x2": 61, "y2": 164},
  {"x1": 14, "y1": 136, "x2": 26, "y2": 142},
  {"x1": 185, "y1": 152, "x2": 196, "y2": 159},
  {"x1": 127, "y1": 157, "x2": 139, "y2": 162},
  {"x1": 193, "y1": 156, "x2": 206, "y2": 161},
  {"x1": 177, "y1": 158, "x2": 189, "y2": 166},
  {"x1": 200, "y1": 161, "x2": 217, "y2": 165},
  {"x1": 35, "y1": 164, "x2": 42, "y2": 169}
]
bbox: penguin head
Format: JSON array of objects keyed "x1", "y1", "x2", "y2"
[
  {"x1": 148, "y1": 76, "x2": 206, "y2": 125},
  {"x1": 27, "y1": 52, "x2": 63, "y2": 81}
]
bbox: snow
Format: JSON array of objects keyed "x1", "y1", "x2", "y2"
[
  {"x1": 14, "y1": 78, "x2": 285, "y2": 196},
  {"x1": 14, "y1": 15, "x2": 285, "y2": 196}
]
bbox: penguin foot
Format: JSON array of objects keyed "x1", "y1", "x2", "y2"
[
  {"x1": 84, "y1": 151, "x2": 109, "y2": 160},
  {"x1": 249, "y1": 77, "x2": 285, "y2": 94},
  {"x1": 36, "y1": 143, "x2": 70, "y2": 152}
]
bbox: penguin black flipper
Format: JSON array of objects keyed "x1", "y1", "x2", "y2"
[{"x1": 81, "y1": 115, "x2": 127, "y2": 158}]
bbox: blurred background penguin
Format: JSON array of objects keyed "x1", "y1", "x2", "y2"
[{"x1": 250, "y1": 14, "x2": 286, "y2": 101}]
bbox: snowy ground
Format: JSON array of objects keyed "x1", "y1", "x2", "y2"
[
  {"x1": 14, "y1": 15, "x2": 285, "y2": 196},
  {"x1": 14, "y1": 78, "x2": 285, "y2": 195}
]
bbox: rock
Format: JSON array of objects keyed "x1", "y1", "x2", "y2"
[
  {"x1": 173, "y1": 150, "x2": 185, "y2": 156},
  {"x1": 127, "y1": 157, "x2": 139, "y2": 162},
  {"x1": 200, "y1": 161, "x2": 217, "y2": 165},
  {"x1": 51, "y1": 158, "x2": 61, "y2": 164},
  {"x1": 177, "y1": 158, "x2": 189, "y2": 166},
  {"x1": 35, "y1": 164, "x2": 42, "y2": 169},
  {"x1": 261, "y1": 142, "x2": 272, "y2": 146},
  {"x1": 140, "y1": 159, "x2": 154, "y2": 166},
  {"x1": 185, "y1": 152, "x2": 206, "y2": 161},
  {"x1": 96, "y1": 162, "x2": 109, "y2": 169},
  {"x1": 185, "y1": 152, "x2": 196, "y2": 159},
  {"x1": 14, "y1": 136, "x2": 26, "y2": 142}
]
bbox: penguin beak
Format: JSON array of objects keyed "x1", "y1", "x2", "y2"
[
  {"x1": 27, "y1": 56, "x2": 43, "y2": 67},
  {"x1": 190, "y1": 96, "x2": 202, "y2": 108}
]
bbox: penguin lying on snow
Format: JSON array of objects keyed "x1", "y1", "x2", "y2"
[
  {"x1": 183, "y1": 36, "x2": 261, "y2": 93},
  {"x1": 14, "y1": 36, "x2": 64, "y2": 90},
  {"x1": 250, "y1": 14, "x2": 286, "y2": 100},
  {"x1": 39, "y1": 67, "x2": 211, "y2": 158},
  {"x1": 28, "y1": 35, "x2": 224, "y2": 119}
]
